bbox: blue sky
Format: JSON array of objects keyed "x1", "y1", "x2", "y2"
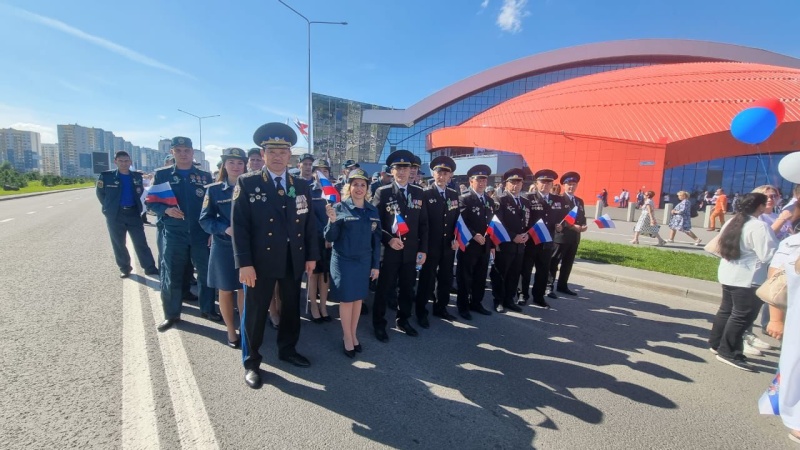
[{"x1": 0, "y1": 0, "x2": 797, "y2": 164}]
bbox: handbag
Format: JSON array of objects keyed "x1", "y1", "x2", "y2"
[
  {"x1": 704, "y1": 234, "x2": 721, "y2": 257},
  {"x1": 755, "y1": 258, "x2": 798, "y2": 311},
  {"x1": 639, "y1": 222, "x2": 661, "y2": 238}
]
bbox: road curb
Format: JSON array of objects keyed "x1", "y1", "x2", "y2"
[
  {"x1": 572, "y1": 266, "x2": 720, "y2": 304},
  {"x1": 0, "y1": 186, "x2": 93, "y2": 202}
]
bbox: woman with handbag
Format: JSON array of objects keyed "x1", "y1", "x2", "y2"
[
  {"x1": 666, "y1": 190, "x2": 702, "y2": 245},
  {"x1": 631, "y1": 190, "x2": 666, "y2": 246},
  {"x1": 708, "y1": 193, "x2": 778, "y2": 371}
]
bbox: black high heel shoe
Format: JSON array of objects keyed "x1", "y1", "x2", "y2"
[
  {"x1": 343, "y1": 343, "x2": 355, "y2": 359},
  {"x1": 354, "y1": 343, "x2": 362, "y2": 353},
  {"x1": 309, "y1": 313, "x2": 324, "y2": 324},
  {"x1": 321, "y1": 314, "x2": 333, "y2": 323},
  {"x1": 227, "y1": 337, "x2": 241, "y2": 349}
]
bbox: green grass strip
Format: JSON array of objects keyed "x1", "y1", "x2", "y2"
[
  {"x1": 0, "y1": 180, "x2": 95, "y2": 196},
  {"x1": 577, "y1": 239, "x2": 718, "y2": 282}
]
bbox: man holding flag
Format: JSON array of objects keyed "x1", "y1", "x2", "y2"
[
  {"x1": 548, "y1": 171, "x2": 587, "y2": 299},
  {"x1": 519, "y1": 169, "x2": 563, "y2": 309},
  {"x1": 456, "y1": 164, "x2": 496, "y2": 320},
  {"x1": 415, "y1": 156, "x2": 460, "y2": 325},
  {"x1": 148, "y1": 137, "x2": 220, "y2": 332},
  {"x1": 372, "y1": 150, "x2": 428, "y2": 342},
  {"x1": 490, "y1": 168, "x2": 531, "y2": 313}
]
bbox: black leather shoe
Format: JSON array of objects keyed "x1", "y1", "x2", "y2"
[
  {"x1": 532, "y1": 298, "x2": 552, "y2": 309},
  {"x1": 182, "y1": 292, "x2": 198, "y2": 303},
  {"x1": 470, "y1": 305, "x2": 492, "y2": 316},
  {"x1": 227, "y1": 337, "x2": 241, "y2": 349},
  {"x1": 279, "y1": 353, "x2": 311, "y2": 367},
  {"x1": 144, "y1": 267, "x2": 159, "y2": 276},
  {"x1": 459, "y1": 310, "x2": 473, "y2": 321},
  {"x1": 244, "y1": 369, "x2": 262, "y2": 389},
  {"x1": 375, "y1": 327, "x2": 389, "y2": 342},
  {"x1": 547, "y1": 290, "x2": 558, "y2": 299},
  {"x1": 354, "y1": 343, "x2": 363, "y2": 353},
  {"x1": 202, "y1": 312, "x2": 223, "y2": 322},
  {"x1": 517, "y1": 298, "x2": 528, "y2": 306},
  {"x1": 556, "y1": 287, "x2": 578, "y2": 296},
  {"x1": 343, "y1": 343, "x2": 356, "y2": 359},
  {"x1": 321, "y1": 315, "x2": 333, "y2": 323},
  {"x1": 504, "y1": 302, "x2": 523, "y2": 313},
  {"x1": 417, "y1": 316, "x2": 430, "y2": 329},
  {"x1": 396, "y1": 320, "x2": 418, "y2": 337},
  {"x1": 119, "y1": 270, "x2": 131, "y2": 279},
  {"x1": 432, "y1": 310, "x2": 456, "y2": 321},
  {"x1": 309, "y1": 313, "x2": 324, "y2": 324},
  {"x1": 157, "y1": 318, "x2": 180, "y2": 332}
]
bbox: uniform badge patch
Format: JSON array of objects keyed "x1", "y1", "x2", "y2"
[
  {"x1": 196, "y1": 188, "x2": 204, "y2": 197},
  {"x1": 97, "y1": 180, "x2": 103, "y2": 188},
  {"x1": 371, "y1": 222, "x2": 377, "y2": 231},
  {"x1": 233, "y1": 185, "x2": 241, "y2": 200}
]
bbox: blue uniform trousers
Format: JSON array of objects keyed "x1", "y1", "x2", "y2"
[
  {"x1": 161, "y1": 228, "x2": 214, "y2": 319},
  {"x1": 106, "y1": 208, "x2": 156, "y2": 272}
]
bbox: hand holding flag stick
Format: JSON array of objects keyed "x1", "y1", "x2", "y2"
[
  {"x1": 146, "y1": 182, "x2": 184, "y2": 219},
  {"x1": 316, "y1": 170, "x2": 341, "y2": 203}
]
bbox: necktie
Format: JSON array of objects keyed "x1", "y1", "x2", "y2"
[
  {"x1": 515, "y1": 197, "x2": 521, "y2": 207},
  {"x1": 441, "y1": 190, "x2": 446, "y2": 201},
  {"x1": 399, "y1": 188, "x2": 407, "y2": 206},
  {"x1": 275, "y1": 176, "x2": 283, "y2": 191}
]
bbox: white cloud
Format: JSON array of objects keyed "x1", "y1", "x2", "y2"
[
  {"x1": 481, "y1": 0, "x2": 490, "y2": 8},
  {"x1": 7, "y1": 122, "x2": 57, "y2": 143},
  {"x1": 496, "y1": 0, "x2": 529, "y2": 33},
  {"x1": 204, "y1": 144, "x2": 225, "y2": 166},
  {"x1": 7, "y1": 5, "x2": 193, "y2": 78}
]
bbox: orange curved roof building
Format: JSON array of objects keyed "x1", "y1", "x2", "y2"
[{"x1": 427, "y1": 61, "x2": 800, "y2": 202}]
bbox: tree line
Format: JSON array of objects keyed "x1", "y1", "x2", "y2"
[{"x1": 0, "y1": 162, "x2": 91, "y2": 189}]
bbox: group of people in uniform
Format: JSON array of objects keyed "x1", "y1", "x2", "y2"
[{"x1": 96, "y1": 121, "x2": 589, "y2": 389}]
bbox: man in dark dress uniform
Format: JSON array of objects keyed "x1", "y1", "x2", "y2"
[
  {"x1": 297, "y1": 153, "x2": 314, "y2": 181},
  {"x1": 414, "y1": 156, "x2": 460, "y2": 325},
  {"x1": 548, "y1": 171, "x2": 587, "y2": 299},
  {"x1": 410, "y1": 154, "x2": 422, "y2": 185},
  {"x1": 490, "y1": 168, "x2": 531, "y2": 313},
  {"x1": 518, "y1": 169, "x2": 563, "y2": 309},
  {"x1": 456, "y1": 164, "x2": 495, "y2": 320},
  {"x1": 233, "y1": 123, "x2": 320, "y2": 389},
  {"x1": 370, "y1": 165, "x2": 392, "y2": 197},
  {"x1": 372, "y1": 149, "x2": 429, "y2": 342},
  {"x1": 335, "y1": 159, "x2": 360, "y2": 192},
  {"x1": 96, "y1": 150, "x2": 158, "y2": 278}
]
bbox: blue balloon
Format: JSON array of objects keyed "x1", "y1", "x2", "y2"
[{"x1": 731, "y1": 107, "x2": 778, "y2": 145}]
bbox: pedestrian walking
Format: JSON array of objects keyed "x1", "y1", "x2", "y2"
[
  {"x1": 666, "y1": 191, "x2": 702, "y2": 245},
  {"x1": 631, "y1": 190, "x2": 666, "y2": 246}
]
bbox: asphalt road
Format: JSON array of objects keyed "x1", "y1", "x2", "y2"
[{"x1": 0, "y1": 188, "x2": 792, "y2": 449}]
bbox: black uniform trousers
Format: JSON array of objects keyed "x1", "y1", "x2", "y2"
[
  {"x1": 456, "y1": 249, "x2": 490, "y2": 312},
  {"x1": 374, "y1": 260, "x2": 417, "y2": 328},
  {"x1": 106, "y1": 208, "x2": 156, "y2": 272},
  {"x1": 549, "y1": 240, "x2": 578, "y2": 290},
  {"x1": 242, "y1": 249, "x2": 301, "y2": 371},
  {"x1": 530, "y1": 243, "x2": 553, "y2": 301},
  {"x1": 491, "y1": 244, "x2": 525, "y2": 307},
  {"x1": 415, "y1": 246, "x2": 456, "y2": 317},
  {"x1": 518, "y1": 243, "x2": 536, "y2": 302}
]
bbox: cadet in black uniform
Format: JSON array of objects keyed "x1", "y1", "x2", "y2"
[
  {"x1": 410, "y1": 154, "x2": 422, "y2": 185},
  {"x1": 456, "y1": 164, "x2": 496, "y2": 320},
  {"x1": 96, "y1": 150, "x2": 158, "y2": 278},
  {"x1": 199, "y1": 147, "x2": 248, "y2": 348},
  {"x1": 334, "y1": 159, "x2": 359, "y2": 192},
  {"x1": 233, "y1": 123, "x2": 320, "y2": 389},
  {"x1": 297, "y1": 153, "x2": 315, "y2": 181},
  {"x1": 307, "y1": 158, "x2": 333, "y2": 323},
  {"x1": 372, "y1": 150, "x2": 429, "y2": 342},
  {"x1": 490, "y1": 168, "x2": 530, "y2": 313},
  {"x1": 414, "y1": 156, "x2": 460, "y2": 325},
  {"x1": 518, "y1": 169, "x2": 563, "y2": 309},
  {"x1": 370, "y1": 165, "x2": 391, "y2": 197},
  {"x1": 548, "y1": 171, "x2": 587, "y2": 298},
  {"x1": 149, "y1": 137, "x2": 220, "y2": 331}
]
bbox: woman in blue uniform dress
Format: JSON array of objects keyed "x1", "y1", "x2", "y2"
[
  {"x1": 199, "y1": 147, "x2": 247, "y2": 348},
  {"x1": 324, "y1": 169, "x2": 381, "y2": 357},
  {"x1": 307, "y1": 159, "x2": 333, "y2": 323}
]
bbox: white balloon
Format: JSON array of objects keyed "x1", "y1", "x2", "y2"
[{"x1": 779, "y1": 152, "x2": 800, "y2": 184}]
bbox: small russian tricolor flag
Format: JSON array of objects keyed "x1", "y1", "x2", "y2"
[
  {"x1": 485, "y1": 215, "x2": 511, "y2": 246},
  {"x1": 392, "y1": 213, "x2": 409, "y2": 236},
  {"x1": 145, "y1": 182, "x2": 178, "y2": 206},
  {"x1": 594, "y1": 214, "x2": 615, "y2": 229},
  {"x1": 528, "y1": 219, "x2": 552, "y2": 244},
  {"x1": 316, "y1": 170, "x2": 340, "y2": 203},
  {"x1": 562, "y1": 206, "x2": 578, "y2": 225},
  {"x1": 758, "y1": 372, "x2": 780, "y2": 415},
  {"x1": 454, "y1": 216, "x2": 472, "y2": 251}
]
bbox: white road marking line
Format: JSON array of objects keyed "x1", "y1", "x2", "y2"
[
  {"x1": 26, "y1": 211, "x2": 36, "y2": 215},
  {"x1": 121, "y1": 267, "x2": 161, "y2": 449},
  {"x1": 59, "y1": 202, "x2": 64, "y2": 205},
  {"x1": 129, "y1": 240, "x2": 219, "y2": 449},
  {"x1": 0, "y1": 218, "x2": 14, "y2": 223},
  {"x1": 46, "y1": 206, "x2": 53, "y2": 209}
]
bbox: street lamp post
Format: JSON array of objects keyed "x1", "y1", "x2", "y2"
[
  {"x1": 277, "y1": 0, "x2": 346, "y2": 154},
  {"x1": 177, "y1": 109, "x2": 220, "y2": 158}
]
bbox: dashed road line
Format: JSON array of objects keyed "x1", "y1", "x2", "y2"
[
  {"x1": 46, "y1": 206, "x2": 53, "y2": 209},
  {"x1": 0, "y1": 218, "x2": 14, "y2": 223},
  {"x1": 26, "y1": 211, "x2": 36, "y2": 215}
]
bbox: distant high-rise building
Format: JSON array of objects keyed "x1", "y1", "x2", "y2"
[
  {"x1": 193, "y1": 149, "x2": 210, "y2": 172},
  {"x1": 57, "y1": 123, "x2": 144, "y2": 177},
  {"x1": 40, "y1": 143, "x2": 60, "y2": 176},
  {"x1": 0, "y1": 128, "x2": 41, "y2": 172},
  {"x1": 158, "y1": 139, "x2": 171, "y2": 154}
]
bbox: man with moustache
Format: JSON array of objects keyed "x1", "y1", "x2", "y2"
[
  {"x1": 490, "y1": 168, "x2": 530, "y2": 313},
  {"x1": 548, "y1": 172, "x2": 587, "y2": 298},
  {"x1": 232, "y1": 122, "x2": 320, "y2": 389},
  {"x1": 372, "y1": 149, "x2": 428, "y2": 342},
  {"x1": 414, "y1": 156, "x2": 460, "y2": 325},
  {"x1": 456, "y1": 164, "x2": 495, "y2": 320},
  {"x1": 518, "y1": 169, "x2": 563, "y2": 309}
]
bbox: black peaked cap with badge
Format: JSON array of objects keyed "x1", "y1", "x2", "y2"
[
  {"x1": 221, "y1": 147, "x2": 247, "y2": 162},
  {"x1": 560, "y1": 171, "x2": 581, "y2": 184},
  {"x1": 253, "y1": 122, "x2": 297, "y2": 148},
  {"x1": 342, "y1": 159, "x2": 360, "y2": 169},
  {"x1": 411, "y1": 154, "x2": 422, "y2": 168},
  {"x1": 534, "y1": 169, "x2": 558, "y2": 182},
  {"x1": 429, "y1": 155, "x2": 456, "y2": 173},
  {"x1": 299, "y1": 153, "x2": 315, "y2": 163},
  {"x1": 467, "y1": 164, "x2": 492, "y2": 178},
  {"x1": 503, "y1": 168, "x2": 525, "y2": 182},
  {"x1": 386, "y1": 149, "x2": 415, "y2": 167},
  {"x1": 171, "y1": 136, "x2": 193, "y2": 148}
]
